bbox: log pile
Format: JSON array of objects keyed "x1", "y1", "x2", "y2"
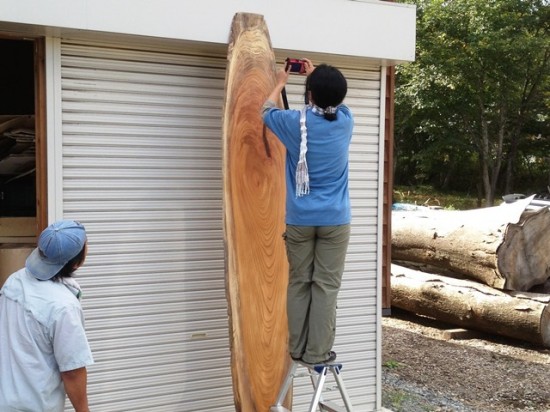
[
  {"x1": 391, "y1": 196, "x2": 550, "y2": 347},
  {"x1": 391, "y1": 264, "x2": 550, "y2": 346}
]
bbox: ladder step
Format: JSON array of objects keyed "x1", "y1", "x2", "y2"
[
  {"x1": 270, "y1": 401, "x2": 346, "y2": 412},
  {"x1": 296, "y1": 360, "x2": 343, "y2": 374},
  {"x1": 319, "y1": 399, "x2": 347, "y2": 412},
  {"x1": 270, "y1": 360, "x2": 353, "y2": 412}
]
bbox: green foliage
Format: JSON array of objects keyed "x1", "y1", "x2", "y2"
[
  {"x1": 394, "y1": 0, "x2": 550, "y2": 204},
  {"x1": 383, "y1": 359, "x2": 403, "y2": 369},
  {"x1": 383, "y1": 386, "x2": 436, "y2": 411}
]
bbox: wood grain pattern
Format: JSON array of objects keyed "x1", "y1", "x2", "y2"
[
  {"x1": 393, "y1": 197, "x2": 550, "y2": 292},
  {"x1": 222, "y1": 13, "x2": 290, "y2": 411},
  {"x1": 392, "y1": 197, "x2": 535, "y2": 290},
  {"x1": 391, "y1": 264, "x2": 550, "y2": 347}
]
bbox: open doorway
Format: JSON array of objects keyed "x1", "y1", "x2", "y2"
[{"x1": 0, "y1": 36, "x2": 46, "y2": 285}]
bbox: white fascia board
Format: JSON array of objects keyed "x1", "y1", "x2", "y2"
[{"x1": 0, "y1": 0, "x2": 416, "y2": 63}]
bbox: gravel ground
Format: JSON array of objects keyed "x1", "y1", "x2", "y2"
[{"x1": 382, "y1": 309, "x2": 550, "y2": 412}]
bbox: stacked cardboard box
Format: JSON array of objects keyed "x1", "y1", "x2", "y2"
[{"x1": 0, "y1": 217, "x2": 35, "y2": 286}]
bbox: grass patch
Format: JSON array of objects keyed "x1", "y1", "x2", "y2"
[
  {"x1": 393, "y1": 185, "x2": 481, "y2": 210},
  {"x1": 382, "y1": 387, "x2": 436, "y2": 412},
  {"x1": 383, "y1": 360, "x2": 402, "y2": 369}
]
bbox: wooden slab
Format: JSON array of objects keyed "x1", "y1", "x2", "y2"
[{"x1": 222, "y1": 12, "x2": 290, "y2": 412}]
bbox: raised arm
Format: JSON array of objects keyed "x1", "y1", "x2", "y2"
[{"x1": 266, "y1": 65, "x2": 291, "y2": 103}]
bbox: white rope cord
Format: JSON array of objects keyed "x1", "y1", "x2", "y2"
[{"x1": 296, "y1": 106, "x2": 310, "y2": 197}]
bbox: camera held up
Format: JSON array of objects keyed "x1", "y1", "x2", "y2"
[{"x1": 285, "y1": 58, "x2": 306, "y2": 74}]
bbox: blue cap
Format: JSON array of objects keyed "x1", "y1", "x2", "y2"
[{"x1": 26, "y1": 220, "x2": 87, "y2": 280}]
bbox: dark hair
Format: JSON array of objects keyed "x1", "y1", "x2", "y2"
[
  {"x1": 51, "y1": 244, "x2": 87, "y2": 281},
  {"x1": 305, "y1": 64, "x2": 347, "y2": 121}
]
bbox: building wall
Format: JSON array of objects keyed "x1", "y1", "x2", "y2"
[
  {"x1": 0, "y1": 0, "x2": 415, "y2": 62},
  {"x1": 0, "y1": 2, "x2": 415, "y2": 410}
]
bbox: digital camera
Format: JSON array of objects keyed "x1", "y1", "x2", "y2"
[{"x1": 285, "y1": 58, "x2": 306, "y2": 74}]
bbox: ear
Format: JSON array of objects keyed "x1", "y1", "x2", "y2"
[{"x1": 72, "y1": 243, "x2": 88, "y2": 270}]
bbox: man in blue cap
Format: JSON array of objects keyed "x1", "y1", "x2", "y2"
[{"x1": 0, "y1": 220, "x2": 94, "y2": 412}]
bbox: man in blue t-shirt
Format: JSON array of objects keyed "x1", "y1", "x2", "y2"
[{"x1": 262, "y1": 60, "x2": 353, "y2": 365}]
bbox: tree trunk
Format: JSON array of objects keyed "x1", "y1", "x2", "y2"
[
  {"x1": 223, "y1": 13, "x2": 290, "y2": 412},
  {"x1": 392, "y1": 196, "x2": 550, "y2": 291},
  {"x1": 390, "y1": 264, "x2": 550, "y2": 347}
]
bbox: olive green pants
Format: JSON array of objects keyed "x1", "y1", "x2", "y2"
[{"x1": 284, "y1": 224, "x2": 350, "y2": 364}]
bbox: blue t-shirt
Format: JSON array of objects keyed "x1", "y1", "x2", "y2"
[{"x1": 263, "y1": 105, "x2": 354, "y2": 226}]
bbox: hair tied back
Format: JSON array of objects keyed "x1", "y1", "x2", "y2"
[{"x1": 324, "y1": 105, "x2": 338, "y2": 121}]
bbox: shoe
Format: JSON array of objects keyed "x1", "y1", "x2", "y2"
[
  {"x1": 301, "y1": 351, "x2": 337, "y2": 366},
  {"x1": 325, "y1": 351, "x2": 337, "y2": 363}
]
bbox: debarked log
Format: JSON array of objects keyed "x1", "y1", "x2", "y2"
[
  {"x1": 392, "y1": 196, "x2": 550, "y2": 291},
  {"x1": 390, "y1": 264, "x2": 550, "y2": 347},
  {"x1": 223, "y1": 12, "x2": 290, "y2": 412}
]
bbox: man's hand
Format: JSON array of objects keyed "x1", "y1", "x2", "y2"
[
  {"x1": 275, "y1": 66, "x2": 290, "y2": 88},
  {"x1": 302, "y1": 58, "x2": 315, "y2": 76}
]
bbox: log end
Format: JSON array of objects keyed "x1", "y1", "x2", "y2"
[{"x1": 499, "y1": 207, "x2": 550, "y2": 291}]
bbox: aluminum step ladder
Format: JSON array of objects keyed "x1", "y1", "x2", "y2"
[{"x1": 270, "y1": 359, "x2": 354, "y2": 412}]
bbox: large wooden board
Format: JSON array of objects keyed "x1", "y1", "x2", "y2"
[{"x1": 222, "y1": 12, "x2": 290, "y2": 412}]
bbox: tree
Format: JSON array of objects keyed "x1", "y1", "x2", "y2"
[{"x1": 395, "y1": 0, "x2": 550, "y2": 205}]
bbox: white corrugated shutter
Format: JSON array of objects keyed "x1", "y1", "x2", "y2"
[
  {"x1": 280, "y1": 60, "x2": 382, "y2": 411},
  {"x1": 59, "y1": 38, "x2": 382, "y2": 411},
  {"x1": 60, "y1": 40, "x2": 234, "y2": 412}
]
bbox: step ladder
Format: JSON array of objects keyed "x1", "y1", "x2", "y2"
[{"x1": 270, "y1": 359, "x2": 354, "y2": 412}]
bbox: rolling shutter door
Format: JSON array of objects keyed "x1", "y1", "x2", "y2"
[
  {"x1": 60, "y1": 40, "x2": 234, "y2": 412},
  {"x1": 281, "y1": 62, "x2": 382, "y2": 411},
  {"x1": 59, "y1": 39, "x2": 382, "y2": 411}
]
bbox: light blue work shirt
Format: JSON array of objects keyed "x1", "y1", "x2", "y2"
[
  {"x1": 263, "y1": 104, "x2": 354, "y2": 226},
  {"x1": 0, "y1": 269, "x2": 94, "y2": 412}
]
